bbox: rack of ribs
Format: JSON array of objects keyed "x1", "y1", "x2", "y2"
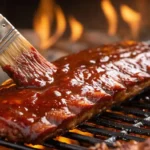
[{"x1": 0, "y1": 41, "x2": 149, "y2": 143}]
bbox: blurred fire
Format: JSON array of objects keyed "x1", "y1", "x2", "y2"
[
  {"x1": 33, "y1": 0, "x2": 143, "y2": 50},
  {"x1": 34, "y1": 0, "x2": 66, "y2": 50},
  {"x1": 33, "y1": 0, "x2": 54, "y2": 50},
  {"x1": 101, "y1": 0, "x2": 141, "y2": 39},
  {"x1": 120, "y1": 5, "x2": 141, "y2": 38},
  {"x1": 34, "y1": 0, "x2": 83, "y2": 50},
  {"x1": 69, "y1": 16, "x2": 83, "y2": 42},
  {"x1": 101, "y1": 0, "x2": 117, "y2": 36},
  {"x1": 42, "y1": 5, "x2": 66, "y2": 49}
]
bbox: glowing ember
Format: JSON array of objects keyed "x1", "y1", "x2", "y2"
[
  {"x1": 101, "y1": 0, "x2": 117, "y2": 36},
  {"x1": 54, "y1": 129, "x2": 93, "y2": 145},
  {"x1": 69, "y1": 16, "x2": 83, "y2": 42},
  {"x1": 70, "y1": 129, "x2": 93, "y2": 137},
  {"x1": 26, "y1": 144, "x2": 45, "y2": 149},
  {"x1": 120, "y1": 5, "x2": 141, "y2": 38},
  {"x1": 55, "y1": 136, "x2": 79, "y2": 144}
]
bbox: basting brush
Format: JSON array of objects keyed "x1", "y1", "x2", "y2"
[{"x1": 0, "y1": 14, "x2": 57, "y2": 88}]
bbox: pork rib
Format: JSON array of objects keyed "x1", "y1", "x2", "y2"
[
  {"x1": 89, "y1": 138, "x2": 150, "y2": 150},
  {"x1": 0, "y1": 41, "x2": 149, "y2": 143}
]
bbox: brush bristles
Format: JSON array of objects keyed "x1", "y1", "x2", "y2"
[
  {"x1": 0, "y1": 35, "x2": 31, "y2": 66},
  {"x1": 0, "y1": 34, "x2": 56, "y2": 88}
]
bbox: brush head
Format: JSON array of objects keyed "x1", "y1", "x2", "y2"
[
  {"x1": 1, "y1": 33, "x2": 57, "y2": 88},
  {"x1": 0, "y1": 14, "x2": 56, "y2": 88},
  {"x1": 0, "y1": 35, "x2": 30, "y2": 66}
]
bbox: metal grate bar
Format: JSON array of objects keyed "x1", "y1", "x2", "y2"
[
  {"x1": 78, "y1": 124, "x2": 145, "y2": 142},
  {"x1": 92, "y1": 118, "x2": 150, "y2": 135},
  {"x1": 0, "y1": 139, "x2": 36, "y2": 150},
  {"x1": 123, "y1": 102, "x2": 150, "y2": 109},
  {"x1": 112, "y1": 105, "x2": 150, "y2": 117},
  {"x1": 102, "y1": 112, "x2": 150, "y2": 126},
  {"x1": 44, "y1": 139, "x2": 88, "y2": 150}
]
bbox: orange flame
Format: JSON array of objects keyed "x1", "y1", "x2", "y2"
[
  {"x1": 55, "y1": 129, "x2": 93, "y2": 145},
  {"x1": 55, "y1": 136, "x2": 79, "y2": 144},
  {"x1": 120, "y1": 5, "x2": 141, "y2": 38},
  {"x1": 26, "y1": 144, "x2": 45, "y2": 149},
  {"x1": 43, "y1": 5, "x2": 66, "y2": 49},
  {"x1": 101, "y1": 0, "x2": 118, "y2": 36},
  {"x1": 69, "y1": 16, "x2": 83, "y2": 42},
  {"x1": 33, "y1": 0, "x2": 54, "y2": 49},
  {"x1": 34, "y1": 0, "x2": 66, "y2": 50},
  {"x1": 70, "y1": 129, "x2": 93, "y2": 137}
]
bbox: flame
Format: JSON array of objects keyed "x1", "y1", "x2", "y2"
[
  {"x1": 120, "y1": 5, "x2": 141, "y2": 38},
  {"x1": 70, "y1": 129, "x2": 93, "y2": 137},
  {"x1": 26, "y1": 144, "x2": 44, "y2": 149},
  {"x1": 101, "y1": 0, "x2": 118, "y2": 36},
  {"x1": 42, "y1": 5, "x2": 66, "y2": 49},
  {"x1": 34, "y1": 0, "x2": 66, "y2": 50},
  {"x1": 55, "y1": 136, "x2": 78, "y2": 144},
  {"x1": 55, "y1": 129, "x2": 93, "y2": 145},
  {"x1": 69, "y1": 16, "x2": 83, "y2": 42},
  {"x1": 33, "y1": 0, "x2": 54, "y2": 49}
]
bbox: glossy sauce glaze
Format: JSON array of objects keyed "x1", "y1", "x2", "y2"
[
  {"x1": 2, "y1": 47, "x2": 57, "y2": 88},
  {"x1": 0, "y1": 41, "x2": 149, "y2": 142}
]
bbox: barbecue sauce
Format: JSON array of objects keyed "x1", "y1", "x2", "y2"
[
  {"x1": 2, "y1": 47, "x2": 57, "y2": 88},
  {"x1": 0, "y1": 41, "x2": 149, "y2": 142}
]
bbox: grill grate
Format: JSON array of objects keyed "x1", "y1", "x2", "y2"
[{"x1": 0, "y1": 88, "x2": 150, "y2": 150}]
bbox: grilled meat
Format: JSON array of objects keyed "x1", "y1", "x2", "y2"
[
  {"x1": 0, "y1": 41, "x2": 149, "y2": 143},
  {"x1": 89, "y1": 138, "x2": 150, "y2": 150}
]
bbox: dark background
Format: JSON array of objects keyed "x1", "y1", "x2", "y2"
[{"x1": 0, "y1": 0, "x2": 39, "y2": 28}]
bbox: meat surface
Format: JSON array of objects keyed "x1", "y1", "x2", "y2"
[
  {"x1": 89, "y1": 138, "x2": 150, "y2": 150},
  {"x1": 0, "y1": 41, "x2": 149, "y2": 143}
]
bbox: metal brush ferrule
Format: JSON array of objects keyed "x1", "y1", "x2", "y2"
[{"x1": 0, "y1": 14, "x2": 20, "y2": 54}]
